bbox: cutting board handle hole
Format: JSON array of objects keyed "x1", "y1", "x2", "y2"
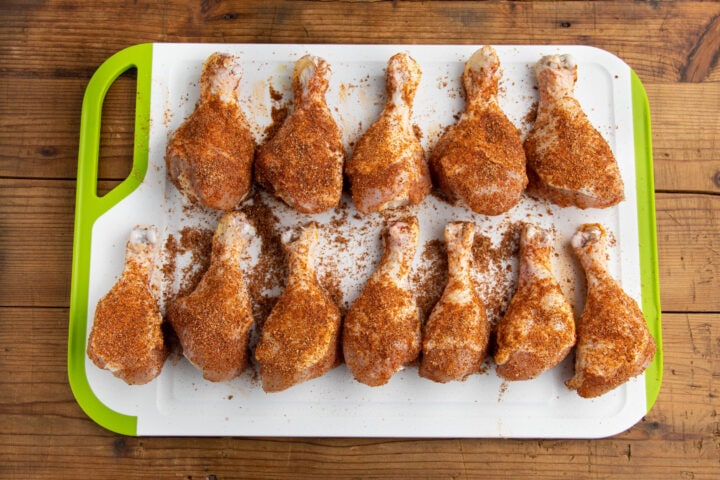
[{"x1": 96, "y1": 68, "x2": 137, "y2": 197}]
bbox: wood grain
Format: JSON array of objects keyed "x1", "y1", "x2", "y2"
[
  {"x1": 0, "y1": 178, "x2": 717, "y2": 313},
  {"x1": 656, "y1": 193, "x2": 720, "y2": 312},
  {"x1": 4, "y1": 78, "x2": 720, "y2": 196},
  {"x1": 1, "y1": 309, "x2": 717, "y2": 479},
  {"x1": 647, "y1": 83, "x2": 720, "y2": 194}
]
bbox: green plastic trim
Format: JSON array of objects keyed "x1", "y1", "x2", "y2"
[
  {"x1": 631, "y1": 70, "x2": 663, "y2": 413},
  {"x1": 68, "y1": 43, "x2": 154, "y2": 436}
]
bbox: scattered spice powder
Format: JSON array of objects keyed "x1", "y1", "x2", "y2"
[
  {"x1": 472, "y1": 222, "x2": 522, "y2": 325},
  {"x1": 262, "y1": 104, "x2": 289, "y2": 144},
  {"x1": 240, "y1": 193, "x2": 287, "y2": 326},
  {"x1": 161, "y1": 234, "x2": 179, "y2": 306},
  {"x1": 411, "y1": 239, "x2": 448, "y2": 322},
  {"x1": 177, "y1": 226, "x2": 214, "y2": 298},
  {"x1": 269, "y1": 85, "x2": 284, "y2": 102},
  {"x1": 523, "y1": 101, "x2": 538, "y2": 126},
  {"x1": 319, "y1": 270, "x2": 346, "y2": 315},
  {"x1": 412, "y1": 123, "x2": 423, "y2": 140}
]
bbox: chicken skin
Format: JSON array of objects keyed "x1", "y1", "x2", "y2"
[
  {"x1": 495, "y1": 224, "x2": 576, "y2": 381},
  {"x1": 87, "y1": 226, "x2": 167, "y2": 385},
  {"x1": 165, "y1": 52, "x2": 255, "y2": 211},
  {"x1": 429, "y1": 46, "x2": 527, "y2": 215},
  {"x1": 524, "y1": 54, "x2": 624, "y2": 209},
  {"x1": 255, "y1": 223, "x2": 342, "y2": 392},
  {"x1": 345, "y1": 53, "x2": 431, "y2": 214},
  {"x1": 566, "y1": 224, "x2": 656, "y2": 398},
  {"x1": 343, "y1": 217, "x2": 422, "y2": 386},
  {"x1": 419, "y1": 221, "x2": 490, "y2": 383},
  {"x1": 254, "y1": 55, "x2": 345, "y2": 213},
  {"x1": 166, "y1": 211, "x2": 255, "y2": 382}
]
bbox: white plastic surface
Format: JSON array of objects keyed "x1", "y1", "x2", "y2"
[{"x1": 85, "y1": 44, "x2": 645, "y2": 437}]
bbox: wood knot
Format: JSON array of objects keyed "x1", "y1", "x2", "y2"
[
  {"x1": 112, "y1": 437, "x2": 131, "y2": 458},
  {"x1": 38, "y1": 146, "x2": 57, "y2": 157},
  {"x1": 559, "y1": 21, "x2": 572, "y2": 28},
  {"x1": 713, "y1": 171, "x2": 720, "y2": 189}
]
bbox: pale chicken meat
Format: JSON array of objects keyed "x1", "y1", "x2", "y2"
[
  {"x1": 524, "y1": 54, "x2": 624, "y2": 209},
  {"x1": 495, "y1": 224, "x2": 576, "y2": 380},
  {"x1": 429, "y1": 46, "x2": 527, "y2": 215},
  {"x1": 255, "y1": 223, "x2": 342, "y2": 392},
  {"x1": 254, "y1": 55, "x2": 344, "y2": 213},
  {"x1": 345, "y1": 53, "x2": 431, "y2": 214},
  {"x1": 165, "y1": 52, "x2": 255, "y2": 211},
  {"x1": 343, "y1": 217, "x2": 422, "y2": 386},
  {"x1": 419, "y1": 221, "x2": 490, "y2": 383},
  {"x1": 166, "y1": 211, "x2": 255, "y2": 382},
  {"x1": 566, "y1": 224, "x2": 656, "y2": 398},
  {"x1": 87, "y1": 226, "x2": 167, "y2": 384}
]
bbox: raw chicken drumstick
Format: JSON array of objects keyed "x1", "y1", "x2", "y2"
[
  {"x1": 87, "y1": 226, "x2": 167, "y2": 385},
  {"x1": 254, "y1": 55, "x2": 345, "y2": 213},
  {"x1": 166, "y1": 211, "x2": 255, "y2": 382},
  {"x1": 566, "y1": 224, "x2": 656, "y2": 398},
  {"x1": 343, "y1": 217, "x2": 422, "y2": 386},
  {"x1": 429, "y1": 46, "x2": 527, "y2": 215},
  {"x1": 495, "y1": 224, "x2": 576, "y2": 380},
  {"x1": 255, "y1": 223, "x2": 342, "y2": 392},
  {"x1": 345, "y1": 53, "x2": 431, "y2": 214},
  {"x1": 165, "y1": 52, "x2": 255, "y2": 211},
  {"x1": 419, "y1": 221, "x2": 490, "y2": 383},
  {"x1": 524, "y1": 54, "x2": 624, "y2": 209}
]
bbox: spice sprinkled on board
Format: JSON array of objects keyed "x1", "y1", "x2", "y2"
[
  {"x1": 472, "y1": 222, "x2": 522, "y2": 324},
  {"x1": 240, "y1": 193, "x2": 287, "y2": 325},
  {"x1": 411, "y1": 239, "x2": 448, "y2": 322},
  {"x1": 178, "y1": 227, "x2": 214, "y2": 297}
]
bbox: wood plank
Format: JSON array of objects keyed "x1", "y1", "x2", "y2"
[
  {"x1": 2, "y1": 1, "x2": 719, "y2": 82},
  {"x1": 656, "y1": 193, "x2": 720, "y2": 312},
  {"x1": 1, "y1": 308, "x2": 717, "y2": 478},
  {"x1": 3, "y1": 1, "x2": 720, "y2": 191},
  {"x1": 646, "y1": 83, "x2": 720, "y2": 194},
  {"x1": 0, "y1": 179, "x2": 717, "y2": 311},
  {"x1": 0, "y1": 76, "x2": 135, "y2": 180},
  {"x1": 3, "y1": 78, "x2": 720, "y2": 197},
  {"x1": 0, "y1": 180, "x2": 78, "y2": 307}
]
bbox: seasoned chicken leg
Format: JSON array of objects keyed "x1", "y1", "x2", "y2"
[
  {"x1": 429, "y1": 46, "x2": 527, "y2": 215},
  {"x1": 254, "y1": 55, "x2": 345, "y2": 213},
  {"x1": 343, "y1": 217, "x2": 422, "y2": 386},
  {"x1": 165, "y1": 53, "x2": 255, "y2": 211},
  {"x1": 420, "y1": 221, "x2": 490, "y2": 383},
  {"x1": 87, "y1": 226, "x2": 167, "y2": 384},
  {"x1": 495, "y1": 224, "x2": 576, "y2": 380},
  {"x1": 524, "y1": 54, "x2": 624, "y2": 209},
  {"x1": 345, "y1": 53, "x2": 431, "y2": 214},
  {"x1": 255, "y1": 223, "x2": 342, "y2": 392},
  {"x1": 166, "y1": 211, "x2": 255, "y2": 382},
  {"x1": 566, "y1": 224, "x2": 656, "y2": 398}
]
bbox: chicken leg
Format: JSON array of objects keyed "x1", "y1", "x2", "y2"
[
  {"x1": 429, "y1": 46, "x2": 527, "y2": 215},
  {"x1": 165, "y1": 53, "x2": 255, "y2": 211},
  {"x1": 566, "y1": 223, "x2": 656, "y2": 398},
  {"x1": 343, "y1": 217, "x2": 422, "y2": 386},
  {"x1": 166, "y1": 211, "x2": 255, "y2": 382},
  {"x1": 345, "y1": 53, "x2": 431, "y2": 214},
  {"x1": 255, "y1": 223, "x2": 342, "y2": 392},
  {"x1": 254, "y1": 55, "x2": 345, "y2": 213},
  {"x1": 524, "y1": 54, "x2": 624, "y2": 209},
  {"x1": 419, "y1": 221, "x2": 490, "y2": 383},
  {"x1": 494, "y1": 224, "x2": 576, "y2": 380},
  {"x1": 87, "y1": 226, "x2": 167, "y2": 384}
]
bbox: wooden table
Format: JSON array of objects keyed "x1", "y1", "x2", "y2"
[{"x1": 2, "y1": 1, "x2": 718, "y2": 478}]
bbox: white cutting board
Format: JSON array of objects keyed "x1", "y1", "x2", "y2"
[{"x1": 82, "y1": 43, "x2": 649, "y2": 437}]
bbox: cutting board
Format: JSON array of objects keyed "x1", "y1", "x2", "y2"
[{"x1": 69, "y1": 43, "x2": 662, "y2": 437}]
